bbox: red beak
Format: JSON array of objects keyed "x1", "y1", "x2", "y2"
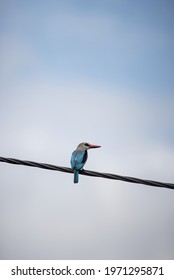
[{"x1": 88, "y1": 143, "x2": 101, "y2": 149}]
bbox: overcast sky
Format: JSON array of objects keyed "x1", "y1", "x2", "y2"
[{"x1": 0, "y1": 0, "x2": 174, "y2": 260}]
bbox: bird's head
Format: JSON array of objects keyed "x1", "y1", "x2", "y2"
[{"x1": 76, "y1": 142, "x2": 101, "y2": 151}]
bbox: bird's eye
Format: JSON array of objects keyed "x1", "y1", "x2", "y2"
[{"x1": 84, "y1": 143, "x2": 89, "y2": 147}]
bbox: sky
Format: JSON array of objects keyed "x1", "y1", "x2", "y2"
[{"x1": 0, "y1": 0, "x2": 174, "y2": 259}]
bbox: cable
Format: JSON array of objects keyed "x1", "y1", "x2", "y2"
[{"x1": 0, "y1": 156, "x2": 174, "y2": 190}]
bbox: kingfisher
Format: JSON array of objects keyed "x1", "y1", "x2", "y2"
[{"x1": 70, "y1": 142, "x2": 101, "y2": 184}]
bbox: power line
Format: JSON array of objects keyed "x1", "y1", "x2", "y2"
[{"x1": 0, "y1": 156, "x2": 174, "y2": 190}]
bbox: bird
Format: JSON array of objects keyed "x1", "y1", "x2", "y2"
[{"x1": 70, "y1": 142, "x2": 101, "y2": 184}]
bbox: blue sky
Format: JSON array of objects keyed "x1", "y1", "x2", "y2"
[
  {"x1": 0, "y1": 0, "x2": 174, "y2": 259},
  {"x1": 1, "y1": 0, "x2": 174, "y2": 91}
]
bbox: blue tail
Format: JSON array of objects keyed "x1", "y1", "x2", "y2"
[{"x1": 74, "y1": 170, "x2": 79, "y2": 184}]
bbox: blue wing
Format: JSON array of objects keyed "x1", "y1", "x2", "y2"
[{"x1": 70, "y1": 150, "x2": 88, "y2": 170}]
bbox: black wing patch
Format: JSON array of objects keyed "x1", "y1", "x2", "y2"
[{"x1": 82, "y1": 150, "x2": 88, "y2": 165}]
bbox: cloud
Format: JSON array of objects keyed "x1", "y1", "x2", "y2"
[{"x1": 1, "y1": 80, "x2": 174, "y2": 259}]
